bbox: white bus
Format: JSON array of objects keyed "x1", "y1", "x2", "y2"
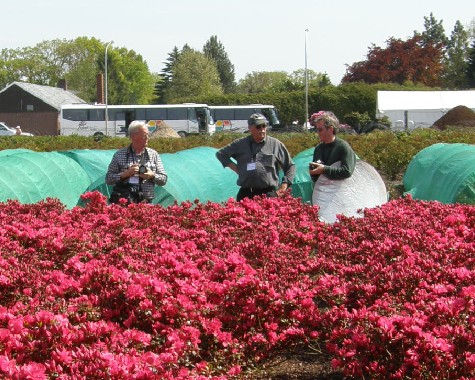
[
  {"x1": 59, "y1": 103, "x2": 215, "y2": 137},
  {"x1": 210, "y1": 104, "x2": 281, "y2": 133}
]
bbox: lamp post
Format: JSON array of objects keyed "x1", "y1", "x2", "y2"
[
  {"x1": 304, "y1": 29, "x2": 309, "y2": 130},
  {"x1": 105, "y1": 41, "x2": 113, "y2": 136}
]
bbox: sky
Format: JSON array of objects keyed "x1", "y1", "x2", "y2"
[{"x1": 1, "y1": 0, "x2": 474, "y2": 85}]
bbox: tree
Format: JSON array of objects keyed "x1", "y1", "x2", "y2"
[
  {"x1": 0, "y1": 38, "x2": 105, "y2": 96},
  {"x1": 0, "y1": 37, "x2": 155, "y2": 104},
  {"x1": 467, "y1": 40, "x2": 475, "y2": 87},
  {"x1": 164, "y1": 49, "x2": 223, "y2": 102},
  {"x1": 103, "y1": 46, "x2": 155, "y2": 104},
  {"x1": 342, "y1": 36, "x2": 444, "y2": 86},
  {"x1": 444, "y1": 20, "x2": 470, "y2": 89},
  {"x1": 203, "y1": 35, "x2": 236, "y2": 93},
  {"x1": 0, "y1": 44, "x2": 60, "y2": 88},
  {"x1": 63, "y1": 37, "x2": 108, "y2": 102},
  {"x1": 419, "y1": 12, "x2": 449, "y2": 47},
  {"x1": 235, "y1": 71, "x2": 289, "y2": 93},
  {"x1": 288, "y1": 69, "x2": 332, "y2": 89},
  {"x1": 155, "y1": 46, "x2": 180, "y2": 103}
]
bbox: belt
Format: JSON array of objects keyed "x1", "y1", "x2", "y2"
[{"x1": 241, "y1": 186, "x2": 275, "y2": 193}]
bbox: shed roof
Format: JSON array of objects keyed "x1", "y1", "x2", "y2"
[
  {"x1": 0, "y1": 81, "x2": 86, "y2": 111},
  {"x1": 377, "y1": 91, "x2": 475, "y2": 112}
]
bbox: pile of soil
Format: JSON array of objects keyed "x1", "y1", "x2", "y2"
[
  {"x1": 432, "y1": 105, "x2": 475, "y2": 129},
  {"x1": 149, "y1": 121, "x2": 181, "y2": 138}
]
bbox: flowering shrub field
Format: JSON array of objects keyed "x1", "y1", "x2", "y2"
[{"x1": 1, "y1": 192, "x2": 475, "y2": 379}]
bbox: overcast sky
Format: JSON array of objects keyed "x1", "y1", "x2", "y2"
[{"x1": 2, "y1": 0, "x2": 473, "y2": 84}]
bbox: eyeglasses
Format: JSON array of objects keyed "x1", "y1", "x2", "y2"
[
  {"x1": 315, "y1": 127, "x2": 325, "y2": 133},
  {"x1": 254, "y1": 124, "x2": 268, "y2": 130}
]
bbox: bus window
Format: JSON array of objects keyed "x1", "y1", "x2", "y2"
[
  {"x1": 261, "y1": 109, "x2": 278, "y2": 125},
  {"x1": 134, "y1": 108, "x2": 146, "y2": 120},
  {"x1": 108, "y1": 108, "x2": 121, "y2": 121},
  {"x1": 63, "y1": 109, "x2": 87, "y2": 121},
  {"x1": 168, "y1": 108, "x2": 187, "y2": 120},
  {"x1": 89, "y1": 108, "x2": 104, "y2": 121},
  {"x1": 235, "y1": 109, "x2": 253, "y2": 120},
  {"x1": 146, "y1": 108, "x2": 167, "y2": 120},
  {"x1": 214, "y1": 109, "x2": 234, "y2": 120}
]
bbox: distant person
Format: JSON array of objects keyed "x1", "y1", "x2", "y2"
[
  {"x1": 106, "y1": 121, "x2": 167, "y2": 204},
  {"x1": 216, "y1": 113, "x2": 296, "y2": 201},
  {"x1": 308, "y1": 111, "x2": 356, "y2": 183},
  {"x1": 15, "y1": 126, "x2": 22, "y2": 135}
]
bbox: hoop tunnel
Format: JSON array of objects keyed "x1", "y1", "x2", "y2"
[{"x1": 0, "y1": 147, "x2": 240, "y2": 208}]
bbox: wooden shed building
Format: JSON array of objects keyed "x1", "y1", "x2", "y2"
[{"x1": 0, "y1": 81, "x2": 86, "y2": 135}]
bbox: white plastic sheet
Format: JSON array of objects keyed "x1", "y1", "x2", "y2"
[{"x1": 312, "y1": 160, "x2": 387, "y2": 223}]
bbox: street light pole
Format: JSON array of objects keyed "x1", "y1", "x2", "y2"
[
  {"x1": 304, "y1": 29, "x2": 309, "y2": 130},
  {"x1": 105, "y1": 41, "x2": 113, "y2": 136}
]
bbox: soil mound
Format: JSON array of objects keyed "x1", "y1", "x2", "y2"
[
  {"x1": 149, "y1": 121, "x2": 181, "y2": 139},
  {"x1": 433, "y1": 105, "x2": 475, "y2": 129}
]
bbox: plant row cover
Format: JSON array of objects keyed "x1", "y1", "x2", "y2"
[{"x1": 0, "y1": 192, "x2": 475, "y2": 379}]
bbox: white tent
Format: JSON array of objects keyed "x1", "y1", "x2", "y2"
[{"x1": 376, "y1": 91, "x2": 475, "y2": 131}]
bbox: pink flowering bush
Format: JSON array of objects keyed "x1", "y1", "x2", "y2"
[{"x1": 0, "y1": 192, "x2": 474, "y2": 379}]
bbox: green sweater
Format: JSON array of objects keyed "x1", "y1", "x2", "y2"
[{"x1": 311, "y1": 137, "x2": 356, "y2": 181}]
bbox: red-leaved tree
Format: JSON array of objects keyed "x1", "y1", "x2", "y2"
[{"x1": 342, "y1": 35, "x2": 444, "y2": 86}]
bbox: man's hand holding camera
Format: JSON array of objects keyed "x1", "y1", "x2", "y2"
[
  {"x1": 139, "y1": 164, "x2": 155, "y2": 181},
  {"x1": 121, "y1": 164, "x2": 155, "y2": 181},
  {"x1": 309, "y1": 160, "x2": 325, "y2": 175}
]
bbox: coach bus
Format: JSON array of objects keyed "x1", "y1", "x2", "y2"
[
  {"x1": 209, "y1": 104, "x2": 280, "y2": 133},
  {"x1": 59, "y1": 103, "x2": 215, "y2": 137}
]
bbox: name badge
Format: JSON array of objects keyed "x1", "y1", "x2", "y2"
[
  {"x1": 247, "y1": 162, "x2": 256, "y2": 171},
  {"x1": 129, "y1": 176, "x2": 139, "y2": 184}
]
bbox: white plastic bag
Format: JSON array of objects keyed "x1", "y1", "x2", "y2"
[{"x1": 312, "y1": 160, "x2": 387, "y2": 223}]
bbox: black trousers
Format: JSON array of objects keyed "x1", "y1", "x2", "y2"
[{"x1": 236, "y1": 187, "x2": 277, "y2": 201}]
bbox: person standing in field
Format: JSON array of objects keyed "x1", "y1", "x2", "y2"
[
  {"x1": 106, "y1": 121, "x2": 167, "y2": 204},
  {"x1": 216, "y1": 113, "x2": 296, "y2": 201},
  {"x1": 308, "y1": 111, "x2": 356, "y2": 183}
]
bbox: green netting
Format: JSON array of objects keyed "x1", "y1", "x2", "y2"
[
  {"x1": 157, "y1": 147, "x2": 239, "y2": 206},
  {"x1": 403, "y1": 143, "x2": 475, "y2": 204},
  {"x1": 0, "y1": 148, "x2": 34, "y2": 157},
  {"x1": 72, "y1": 147, "x2": 240, "y2": 207},
  {"x1": 59, "y1": 149, "x2": 118, "y2": 206},
  {"x1": 0, "y1": 151, "x2": 91, "y2": 208},
  {"x1": 0, "y1": 147, "x2": 241, "y2": 208},
  {"x1": 1, "y1": 146, "x2": 367, "y2": 208},
  {"x1": 291, "y1": 148, "x2": 314, "y2": 204}
]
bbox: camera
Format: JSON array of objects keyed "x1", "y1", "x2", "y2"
[
  {"x1": 309, "y1": 163, "x2": 317, "y2": 170},
  {"x1": 138, "y1": 164, "x2": 147, "y2": 174},
  {"x1": 109, "y1": 183, "x2": 144, "y2": 204}
]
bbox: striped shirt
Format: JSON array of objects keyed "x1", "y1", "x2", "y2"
[{"x1": 106, "y1": 145, "x2": 167, "y2": 200}]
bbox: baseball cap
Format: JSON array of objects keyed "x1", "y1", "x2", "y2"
[{"x1": 248, "y1": 113, "x2": 268, "y2": 126}]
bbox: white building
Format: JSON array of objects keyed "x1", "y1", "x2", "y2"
[{"x1": 376, "y1": 90, "x2": 475, "y2": 130}]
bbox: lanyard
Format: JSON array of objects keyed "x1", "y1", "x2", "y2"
[
  {"x1": 249, "y1": 137, "x2": 264, "y2": 162},
  {"x1": 128, "y1": 145, "x2": 147, "y2": 165}
]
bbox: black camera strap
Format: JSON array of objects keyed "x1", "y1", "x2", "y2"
[{"x1": 127, "y1": 145, "x2": 151, "y2": 198}]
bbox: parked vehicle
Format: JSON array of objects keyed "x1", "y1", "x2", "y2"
[
  {"x1": 60, "y1": 103, "x2": 215, "y2": 137},
  {"x1": 210, "y1": 104, "x2": 281, "y2": 133},
  {"x1": 0, "y1": 122, "x2": 33, "y2": 136}
]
